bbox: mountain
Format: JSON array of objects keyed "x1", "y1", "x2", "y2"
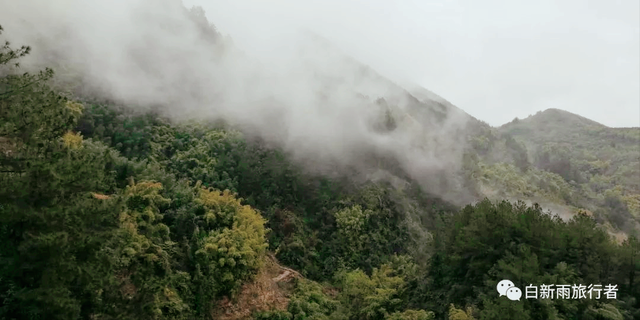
[
  {"x1": 1, "y1": 2, "x2": 639, "y2": 320},
  {"x1": 501, "y1": 108, "x2": 639, "y2": 195},
  {"x1": 500, "y1": 108, "x2": 606, "y2": 142},
  {"x1": 298, "y1": 32, "x2": 479, "y2": 130},
  {"x1": 408, "y1": 85, "x2": 476, "y2": 120},
  {"x1": 495, "y1": 109, "x2": 640, "y2": 231}
]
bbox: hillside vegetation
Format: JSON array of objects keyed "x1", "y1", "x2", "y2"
[
  {"x1": 1, "y1": 8, "x2": 639, "y2": 320},
  {"x1": 498, "y1": 110, "x2": 640, "y2": 232}
]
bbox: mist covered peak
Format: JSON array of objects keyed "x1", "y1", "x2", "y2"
[{"x1": 0, "y1": 0, "x2": 476, "y2": 204}]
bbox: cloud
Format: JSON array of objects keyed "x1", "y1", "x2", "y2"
[
  {"x1": 0, "y1": 0, "x2": 473, "y2": 204},
  {"x1": 184, "y1": 0, "x2": 639, "y2": 127}
]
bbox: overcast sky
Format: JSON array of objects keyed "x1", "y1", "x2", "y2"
[{"x1": 184, "y1": 0, "x2": 639, "y2": 127}]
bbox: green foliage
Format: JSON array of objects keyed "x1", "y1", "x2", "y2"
[
  {"x1": 421, "y1": 199, "x2": 640, "y2": 319},
  {"x1": 335, "y1": 265, "x2": 406, "y2": 319},
  {"x1": 325, "y1": 184, "x2": 414, "y2": 275},
  {"x1": 253, "y1": 309, "x2": 293, "y2": 320},
  {"x1": 329, "y1": 260, "x2": 435, "y2": 320},
  {"x1": 478, "y1": 162, "x2": 574, "y2": 204},
  {"x1": 0, "y1": 31, "x2": 124, "y2": 318},
  {"x1": 101, "y1": 180, "x2": 193, "y2": 320},
  {"x1": 287, "y1": 279, "x2": 340, "y2": 319},
  {"x1": 503, "y1": 133, "x2": 530, "y2": 172},
  {"x1": 334, "y1": 205, "x2": 374, "y2": 254},
  {"x1": 75, "y1": 103, "x2": 165, "y2": 160},
  {"x1": 0, "y1": 26, "x2": 269, "y2": 319},
  {"x1": 1, "y1": 23, "x2": 638, "y2": 320},
  {"x1": 498, "y1": 109, "x2": 640, "y2": 232},
  {"x1": 386, "y1": 309, "x2": 435, "y2": 320},
  {"x1": 448, "y1": 304, "x2": 475, "y2": 320},
  {"x1": 193, "y1": 188, "x2": 268, "y2": 298},
  {"x1": 275, "y1": 262, "x2": 433, "y2": 320}
]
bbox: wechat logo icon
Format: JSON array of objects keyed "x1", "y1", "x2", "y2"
[{"x1": 497, "y1": 279, "x2": 522, "y2": 301}]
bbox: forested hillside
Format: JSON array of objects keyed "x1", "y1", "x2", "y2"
[
  {"x1": 1, "y1": 3, "x2": 639, "y2": 319},
  {"x1": 498, "y1": 110, "x2": 640, "y2": 233}
]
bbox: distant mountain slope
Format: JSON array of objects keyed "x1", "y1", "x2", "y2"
[
  {"x1": 500, "y1": 108, "x2": 639, "y2": 192},
  {"x1": 408, "y1": 85, "x2": 476, "y2": 121},
  {"x1": 494, "y1": 108, "x2": 640, "y2": 233},
  {"x1": 500, "y1": 108, "x2": 606, "y2": 142},
  {"x1": 299, "y1": 32, "x2": 478, "y2": 127},
  {"x1": 4, "y1": 0, "x2": 636, "y2": 234},
  {"x1": 257, "y1": 33, "x2": 640, "y2": 234}
]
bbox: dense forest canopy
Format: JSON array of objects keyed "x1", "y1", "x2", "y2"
[{"x1": 0, "y1": 2, "x2": 639, "y2": 319}]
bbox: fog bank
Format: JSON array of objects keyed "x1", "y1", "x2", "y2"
[{"x1": 0, "y1": 0, "x2": 472, "y2": 203}]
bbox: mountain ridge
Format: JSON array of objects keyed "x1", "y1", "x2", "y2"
[
  {"x1": 501, "y1": 107, "x2": 609, "y2": 129},
  {"x1": 2, "y1": 2, "x2": 640, "y2": 319}
]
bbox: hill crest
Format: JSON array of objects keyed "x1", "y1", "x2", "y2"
[{"x1": 501, "y1": 108, "x2": 608, "y2": 129}]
